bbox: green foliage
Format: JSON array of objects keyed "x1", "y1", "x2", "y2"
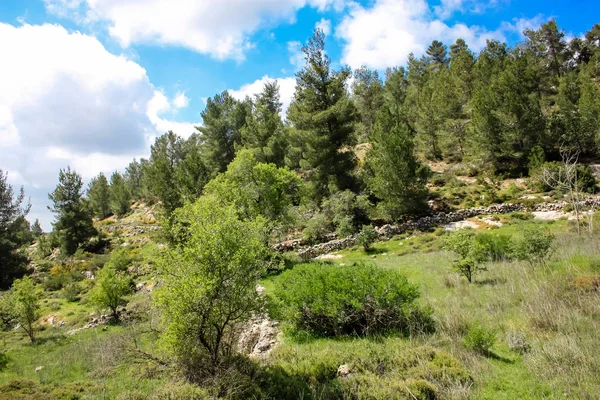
[
  {"x1": 11, "y1": 276, "x2": 40, "y2": 343},
  {"x1": 356, "y1": 224, "x2": 378, "y2": 251},
  {"x1": 444, "y1": 231, "x2": 489, "y2": 283},
  {"x1": 513, "y1": 225, "x2": 555, "y2": 266},
  {"x1": 48, "y1": 167, "x2": 97, "y2": 256},
  {"x1": 270, "y1": 262, "x2": 431, "y2": 337},
  {"x1": 463, "y1": 323, "x2": 496, "y2": 354},
  {"x1": 287, "y1": 29, "x2": 357, "y2": 202},
  {"x1": 88, "y1": 265, "x2": 133, "y2": 319},
  {"x1": 302, "y1": 213, "x2": 331, "y2": 244},
  {"x1": 0, "y1": 169, "x2": 31, "y2": 289},
  {"x1": 62, "y1": 282, "x2": 81, "y2": 302},
  {"x1": 109, "y1": 171, "x2": 131, "y2": 216},
  {"x1": 204, "y1": 150, "x2": 301, "y2": 226},
  {"x1": 321, "y1": 190, "x2": 372, "y2": 237},
  {"x1": 157, "y1": 195, "x2": 269, "y2": 381},
  {"x1": 106, "y1": 247, "x2": 132, "y2": 271},
  {"x1": 31, "y1": 219, "x2": 43, "y2": 238},
  {"x1": 87, "y1": 173, "x2": 111, "y2": 219}
]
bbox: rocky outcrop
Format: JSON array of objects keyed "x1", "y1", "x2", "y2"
[{"x1": 237, "y1": 316, "x2": 280, "y2": 359}]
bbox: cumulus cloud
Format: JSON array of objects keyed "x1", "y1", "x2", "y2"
[
  {"x1": 336, "y1": 0, "x2": 541, "y2": 70},
  {"x1": 316, "y1": 18, "x2": 332, "y2": 35},
  {"x1": 0, "y1": 23, "x2": 197, "y2": 229},
  {"x1": 287, "y1": 40, "x2": 305, "y2": 71},
  {"x1": 45, "y1": 0, "x2": 346, "y2": 61},
  {"x1": 229, "y1": 75, "x2": 297, "y2": 119}
]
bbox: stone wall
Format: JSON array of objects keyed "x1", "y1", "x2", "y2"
[{"x1": 292, "y1": 196, "x2": 600, "y2": 260}]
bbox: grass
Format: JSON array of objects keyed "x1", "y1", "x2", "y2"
[{"x1": 2, "y1": 214, "x2": 600, "y2": 398}]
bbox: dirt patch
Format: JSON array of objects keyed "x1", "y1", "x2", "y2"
[{"x1": 316, "y1": 253, "x2": 344, "y2": 260}]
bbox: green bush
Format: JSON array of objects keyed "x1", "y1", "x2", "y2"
[
  {"x1": 270, "y1": 263, "x2": 433, "y2": 337},
  {"x1": 513, "y1": 225, "x2": 554, "y2": 266},
  {"x1": 463, "y1": 323, "x2": 496, "y2": 354},
  {"x1": 303, "y1": 213, "x2": 331, "y2": 244},
  {"x1": 62, "y1": 282, "x2": 81, "y2": 302},
  {"x1": 356, "y1": 224, "x2": 378, "y2": 251}
]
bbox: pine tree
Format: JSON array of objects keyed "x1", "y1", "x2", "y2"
[
  {"x1": 124, "y1": 159, "x2": 144, "y2": 200},
  {"x1": 87, "y1": 173, "x2": 111, "y2": 219},
  {"x1": 177, "y1": 134, "x2": 210, "y2": 202},
  {"x1": 109, "y1": 172, "x2": 131, "y2": 216},
  {"x1": 426, "y1": 40, "x2": 448, "y2": 68},
  {"x1": 240, "y1": 81, "x2": 287, "y2": 166},
  {"x1": 352, "y1": 66, "x2": 384, "y2": 141},
  {"x1": 198, "y1": 91, "x2": 249, "y2": 176},
  {"x1": 287, "y1": 29, "x2": 357, "y2": 202},
  {"x1": 31, "y1": 219, "x2": 43, "y2": 238},
  {"x1": 366, "y1": 76, "x2": 429, "y2": 220},
  {"x1": 48, "y1": 167, "x2": 96, "y2": 256},
  {"x1": 0, "y1": 170, "x2": 31, "y2": 289}
]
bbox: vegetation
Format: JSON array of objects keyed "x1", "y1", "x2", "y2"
[
  {"x1": 10, "y1": 277, "x2": 39, "y2": 343},
  {"x1": 88, "y1": 265, "x2": 133, "y2": 320}
]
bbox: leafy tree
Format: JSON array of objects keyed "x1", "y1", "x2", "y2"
[
  {"x1": 48, "y1": 167, "x2": 96, "y2": 255},
  {"x1": 156, "y1": 196, "x2": 269, "y2": 380},
  {"x1": 198, "y1": 91, "x2": 249, "y2": 176},
  {"x1": 109, "y1": 172, "x2": 131, "y2": 216},
  {"x1": 89, "y1": 265, "x2": 132, "y2": 320},
  {"x1": 87, "y1": 173, "x2": 111, "y2": 219},
  {"x1": 356, "y1": 224, "x2": 378, "y2": 252},
  {"x1": 366, "y1": 75, "x2": 429, "y2": 220},
  {"x1": 287, "y1": 29, "x2": 357, "y2": 202},
  {"x1": 11, "y1": 276, "x2": 39, "y2": 343},
  {"x1": 240, "y1": 81, "x2": 288, "y2": 166},
  {"x1": 31, "y1": 219, "x2": 43, "y2": 238},
  {"x1": 204, "y1": 150, "x2": 301, "y2": 226},
  {"x1": 0, "y1": 170, "x2": 31, "y2": 288},
  {"x1": 445, "y1": 231, "x2": 488, "y2": 283}
]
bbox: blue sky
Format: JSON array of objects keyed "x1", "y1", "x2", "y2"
[{"x1": 0, "y1": 0, "x2": 597, "y2": 229}]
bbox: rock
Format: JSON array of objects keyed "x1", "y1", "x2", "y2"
[
  {"x1": 35, "y1": 366, "x2": 43, "y2": 372},
  {"x1": 256, "y1": 284, "x2": 266, "y2": 296},
  {"x1": 337, "y1": 364, "x2": 350, "y2": 378},
  {"x1": 237, "y1": 316, "x2": 280, "y2": 359},
  {"x1": 102, "y1": 326, "x2": 108, "y2": 331}
]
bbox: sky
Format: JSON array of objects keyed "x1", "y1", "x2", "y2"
[{"x1": 0, "y1": 0, "x2": 597, "y2": 230}]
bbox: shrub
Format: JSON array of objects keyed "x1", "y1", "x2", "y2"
[
  {"x1": 513, "y1": 225, "x2": 554, "y2": 266},
  {"x1": 62, "y1": 282, "x2": 81, "y2": 302},
  {"x1": 463, "y1": 324, "x2": 495, "y2": 354},
  {"x1": 356, "y1": 224, "x2": 378, "y2": 251},
  {"x1": 444, "y1": 231, "x2": 488, "y2": 283},
  {"x1": 476, "y1": 233, "x2": 513, "y2": 262},
  {"x1": 303, "y1": 213, "x2": 331, "y2": 244},
  {"x1": 507, "y1": 331, "x2": 531, "y2": 354},
  {"x1": 270, "y1": 263, "x2": 432, "y2": 337},
  {"x1": 88, "y1": 266, "x2": 133, "y2": 319},
  {"x1": 106, "y1": 247, "x2": 132, "y2": 271}
]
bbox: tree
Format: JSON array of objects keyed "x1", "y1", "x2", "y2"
[
  {"x1": 426, "y1": 40, "x2": 448, "y2": 68},
  {"x1": 287, "y1": 29, "x2": 357, "y2": 202},
  {"x1": 445, "y1": 231, "x2": 488, "y2": 283},
  {"x1": 156, "y1": 196, "x2": 269, "y2": 380},
  {"x1": 109, "y1": 172, "x2": 131, "y2": 216},
  {"x1": 365, "y1": 74, "x2": 429, "y2": 220},
  {"x1": 513, "y1": 226, "x2": 554, "y2": 266},
  {"x1": 240, "y1": 81, "x2": 288, "y2": 166},
  {"x1": 204, "y1": 150, "x2": 301, "y2": 227},
  {"x1": 124, "y1": 159, "x2": 144, "y2": 200},
  {"x1": 48, "y1": 167, "x2": 96, "y2": 256},
  {"x1": 198, "y1": 91, "x2": 249, "y2": 176},
  {"x1": 89, "y1": 265, "x2": 132, "y2": 320},
  {"x1": 87, "y1": 173, "x2": 111, "y2": 219},
  {"x1": 11, "y1": 276, "x2": 39, "y2": 343},
  {"x1": 177, "y1": 134, "x2": 210, "y2": 203},
  {"x1": 352, "y1": 66, "x2": 384, "y2": 141},
  {"x1": 31, "y1": 219, "x2": 43, "y2": 238},
  {"x1": 0, "y1": 170, "x2": 31, "y2": 288}
]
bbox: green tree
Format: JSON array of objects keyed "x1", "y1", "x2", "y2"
[
  {"x1": 287, "y1": 29, "x2": 357, "y2": 202},
  {"x1": 240, "y1": 81, "x2": 288, "y2": 166},
  {"x1": 198, "y1": 91, "x2": 249, "y2": 176},
  {"x1": 177, "y1": 134, "x2": 210, "y2": 202},
  {"x1": 109, "y1": 172, "x2": 131, "y2": 216},
  {"x1": 204, "y1": 150, "x2": 301, "y2": 226},
  {"x1": 513, "y1": 226, "x2": 554, "y2": 266},
  {"x1": 352, "y1": 66, "x2": 384, "y2": 141},
  {"x1": 11, "y1": 276, "x2": 39, "y2": 343},
  {"x1": 445, "y1": 231, "x2": 489, "y2": 283},
  {"x1": 124, "y1": 158, "x2": 144, "y2": 200},
  {"x1": 31, "y1": 219, "x2": 43, "y2": 238},
  {"x1": 366, "y1": 75, "x2": 429, "y2": 220},
  {"x1": 156, "y1": 196, "x2": 269, "y2": 380},
  {"x1": 89, "y1": 265, "x2": 132, "y2": 320},
  {"x1": 426, "y1": 40, "x2": 448, "y2": 68},
  {"x1": 87, "y1": 173, "x2": 111, "y2": 219},
  {"x1": 146, "y1": 131, "x2": 186, "y2": 215},
  {"x1": 48, "y1": 167, "x2": 96, "y2": 256},
  {"x1": 0, "y1": 170, "x2": 31, "y2": 288}
]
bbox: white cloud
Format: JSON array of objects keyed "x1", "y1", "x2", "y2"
[
  {"x1": 45, "y1": 0, "x2": 345, "y2": 61},
  {"x1": 229, "y1": 75, "x2": 297, "y2": 119},
  {"x1": 316, "y1": 18, "x2": 332, "y2": 35},
  {"x1": 147, "y1": 90, "x2": 199, "y2": 140},
  {"x1": 433, "y1": 0, "x2": 503, "y2": 20},
  {"x1": 287, "y1": 40, "x2": 305, "y2": 71},
  {"x1": 0, "y1": 23, "x2": 197, "y2": 229},
  {"x1": 173, "y1": 91, "x2": 190, "y2": 109},
  {"x1": 336, "y1": 0, "x2": 535, "y2": 70}
]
